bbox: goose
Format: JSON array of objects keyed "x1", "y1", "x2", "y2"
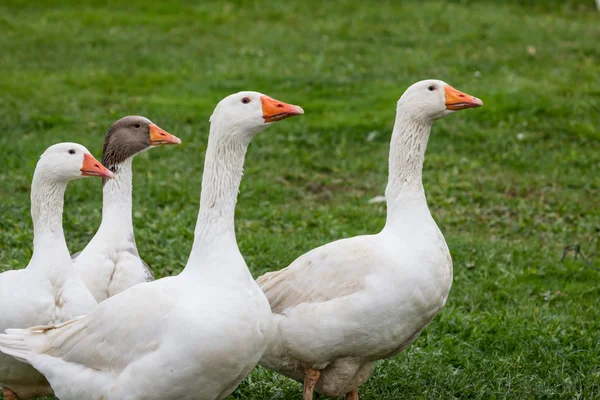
[
  {"x1": 257, "y1": 80, "x2": 483, "y2": 400},
  {"x1": 0, "y1": 143, "x2": 114, "y2": 400},
  {"x1": 72, "y1": 116, "x2": 181, "y2": 302},
  {"x1": 0, "y1": 92, "x2": 304, "y2": 400}
]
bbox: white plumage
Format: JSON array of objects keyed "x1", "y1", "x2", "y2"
[
  {"x1": 258, "y1": 80, "x2": 483, "y2": 399},
  {"x1": 0, "y1": 92, "x2": 303, "y2": 400},
  {"x1": 0, "y1": 143, "x2": 113, "y2": 399},
  {"x1": 72, "y1": 116, "x2": 180, "y2": 302}
]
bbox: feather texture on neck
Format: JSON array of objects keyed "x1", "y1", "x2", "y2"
[
  {"x1": 28, "y1": 170, "x2": 71, "y2": 272},
  {"x1": 99, "y1": 156, "x2": 134, "y2": 235},
  {"x1": 385, "y1": 108, "x2": 433, "y2": 225},
  {"x1": 191, "y1": 123, "x2": 250, "y2": 258}
]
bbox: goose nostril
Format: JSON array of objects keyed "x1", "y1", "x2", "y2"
[
  {"x1": 94, "y1": 163, "x2": 100, "y2": 169},
  {"x1": 276, "y1": 103, "x2": 283, "y2": 108}
]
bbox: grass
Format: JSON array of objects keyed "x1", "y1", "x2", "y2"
[{"x1": 0, "y1": 0, "x2": 599, "y2": 398}]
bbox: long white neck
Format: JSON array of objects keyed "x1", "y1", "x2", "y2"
[
  {"x1": 97, "y1": 157, "x2": 134, "y2": 238},
  {"x1": 186, "y1": 124, "x2": 250, "y2": 268},
  {"x1": 384, "y1": 108, "x2": 433, "y2": 227},
  {"x1": 28, "y1": 170, "x2": 70, "y2": 271}
]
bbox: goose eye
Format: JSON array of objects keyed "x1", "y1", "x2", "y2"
[
  {"x1": 428, "y1": 86, "x2": 436, "y2": 91},
  {"x1": 134, "y1": 123, "x2": 141, "y2": 128},
  {"x1": 241, "y1": 97, "x2": 251, "y2": 104},
  {"x1": 68, "y1": 149, "x2": 76, "y2": 155}
]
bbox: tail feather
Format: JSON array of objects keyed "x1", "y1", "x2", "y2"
[
  {"x1": 6, "y1": 315, "x2": 85, "y2": 334},
  {"x1": 0, "y1": 317, "x2": 84, "y2": 364},
  {"x1": 0, "y1": 330, "x2": 32, "y2": 363}
]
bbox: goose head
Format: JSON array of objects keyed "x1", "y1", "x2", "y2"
[
  {"x1": 209, "y1": 91, "x2": 304, "y2": 138},
  {"x1": 102, "y1": 116, "x2": 181, "y2": 167},
  {"x1": 37, "y1": 143, "x2": 114, "y2": 181},
  {"x1": 398, "y1": 79, "x2": 483, "y2": 122}
]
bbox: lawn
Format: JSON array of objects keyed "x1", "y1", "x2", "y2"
[{"x1": 0, "y1": 0, "x2": 599, "y2": 399}]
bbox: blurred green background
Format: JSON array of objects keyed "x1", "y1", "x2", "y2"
[{"x1": 0, "y1": 0, "x2": 599, "y2": 399}]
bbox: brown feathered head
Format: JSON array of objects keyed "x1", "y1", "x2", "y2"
[{"x1": 102, "y1": 116, "x2": 181, "y2": 184}]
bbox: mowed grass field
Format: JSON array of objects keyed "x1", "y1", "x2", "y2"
[{"x1": 1, "y1": 0, "x2": 599, "y2": 399}]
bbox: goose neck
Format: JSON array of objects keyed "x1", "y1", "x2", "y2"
[
  {"x1": 29, "y1": 171, "x2": 69, "y2": 265},
  {"x1": 190, "y1": 126, "x2": 250, "y2": 256},
  {"x1": 384, "y1": 109, "x2": 433, "y2": 223},
  {"x1": 99, "y1": 157, "x2": 134, "y2": 234}
]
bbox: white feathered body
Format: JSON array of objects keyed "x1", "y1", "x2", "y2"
[
  {"x1": 256, "y1": 81, "x2": 479, "y2": 396},
  {"x1": 0, "y1": 154, "x2": 99, "y2": 398},
  {"x1": 259, "y1": 206, "x2": 452, "y2": 397},
  {"x1": 0, "y1": 257, "x2": 272, "y2": 400},
  {"x1": 73, "y1": 158, "x2": 153, "y2": 303},
  {"x1": 73, "y1": 233, "x2": 152, "y2": 303},
  {"x1": 0, "y1": 260, "x2": 96, "y2": 398}
]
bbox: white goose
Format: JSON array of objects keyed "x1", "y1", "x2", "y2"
[
  {"x1": 72, "y1": 116, "x2": 181, "y2": 302},
  {"x1": 0, "y1": 143, "x2": 113, "y2": 400},
  {"x1": 257, "y1": 80, "x2": 482, "y2": 400},
  {"x1": 0, "y1": 92, "x2": 304, "y2": 400}
]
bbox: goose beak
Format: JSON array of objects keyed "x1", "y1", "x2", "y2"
[
  {"x1": 149, "y1": 124, "x2": 182, "y2": 146},
  {"x1": 261, "y1": 96, "x2": 304, "y2": 123},
  {"x1": 81, "y1": 153, "x2": 115, "y2": 179},
  {"x1": 445, "y1": 85, "x2": 483, "y2": 110}
]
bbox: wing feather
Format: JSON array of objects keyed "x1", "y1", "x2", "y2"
[
  {"x1": 257, "y1": 236, "x2": 377, "y2": 314},
  {"x1": 32, "y1": 281, "x2": 175, "y2": 371}
]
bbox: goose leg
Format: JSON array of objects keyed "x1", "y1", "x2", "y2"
[
  {"x1": 303, "y1": 368, "x2": 321, "y2": 400},
  {"x1": 345, "y1": 388, "x2": 359, "y2": 400},
  {"x1": 2, "y1": 387, "x2": 18, "y2": 400}
]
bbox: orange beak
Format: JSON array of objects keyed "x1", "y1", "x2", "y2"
[
  {"x1": 81, "y1": 153, "x2": 115, "y2": 179},
  {"x1": 260, "y1": 96, "x2": 304, "y2": 123},
  {"x1": 445, "y1": 85, "x2": 483, "y2": 110},
  {"x1": 149, "y1": 124, "x2": 182, "y2": 146}
]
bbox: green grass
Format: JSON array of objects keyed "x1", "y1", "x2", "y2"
[{"x1": 1, "y1": 0, "x2": 599, "y2": 399}]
